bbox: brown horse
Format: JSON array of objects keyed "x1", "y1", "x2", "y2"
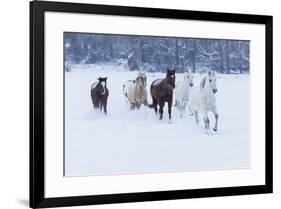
[
  {"x1": 149, "y1": 69, "x2": 176, "y2": 119},
  {"x1": 91, "y1": 77, "x2": 109, "y2": 114}
]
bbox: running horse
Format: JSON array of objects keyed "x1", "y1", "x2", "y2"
[
  {"x1": 149, "y1": 69, "x2": 176, "y2": 120},
  {"x1": 90, "y1": 77, "x2": 109, "y2": 114}
]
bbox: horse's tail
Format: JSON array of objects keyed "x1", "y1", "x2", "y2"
[
  {"x1": 149, "y1": 80, "x2": 156, "y2": 95},
  {"x1": 148, "y1": 93, "x2": 157, "y2": 109}
]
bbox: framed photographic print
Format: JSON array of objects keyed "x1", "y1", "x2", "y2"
[{"x1": 30, "y1": 0, "x2": 273, "y2": 208}]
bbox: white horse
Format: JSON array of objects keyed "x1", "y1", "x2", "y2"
[
  {"x1": 174, "y1": 70, "x2": 194, "y2": 117},
  {"x1": 189, "y1": 70, "x2": 219, "y2": 132}
]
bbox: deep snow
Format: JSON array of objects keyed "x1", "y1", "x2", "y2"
[{"x1": 64, "y1": 64, "x2": 250, "y2": 177}]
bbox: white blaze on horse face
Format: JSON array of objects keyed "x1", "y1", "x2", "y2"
[
  {"x1": 170, "y1": 74, "x2": 176, "y2": 84},
  {"x1": 101, "y1": 81, "x2": 106, "y2": 95},
  {"x1": 170, "y1": 74, "x2": 175, "y2": 84}
]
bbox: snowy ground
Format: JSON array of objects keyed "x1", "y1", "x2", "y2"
[{"x1": 65, "y1": 64, "x2": 251, "y2": 177}]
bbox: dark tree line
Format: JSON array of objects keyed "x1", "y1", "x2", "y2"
[{"x1": 64, "y1": 32, "x2": 250, "y2": 73}]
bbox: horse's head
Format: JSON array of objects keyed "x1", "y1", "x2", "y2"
[
  {"x1": 184, "y1": 69, "x2": 194, "y2": 87},
  {"x1": 97, "y1": 77, "x2": 107, "y2": 95},
  {"x1": 135, "y1": 72, "x2": 147, "y2": 88},
  {"x1": 205, "y1": 70, "x2": 217, "y2": 94},
  {"x1": 166, "y1": 69, "x2": 176, "y2": 89}
]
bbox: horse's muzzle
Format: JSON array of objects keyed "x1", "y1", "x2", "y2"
[
  {"x1": 213, "y1": 89, "x2": 217, "y2": 94},
  {"x1": 189, "y1": 83, "x2": 194, "y2": 87}
]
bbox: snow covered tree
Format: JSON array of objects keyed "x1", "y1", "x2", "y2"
[{"x1": 64, "y1": 32, "x2": 250, "y2": 74}]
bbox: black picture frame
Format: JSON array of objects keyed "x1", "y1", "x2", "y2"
[{"x1": 30, "y1": 0, "x2": 273, "y2": 208}]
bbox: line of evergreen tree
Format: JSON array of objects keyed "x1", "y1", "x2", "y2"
[{"x1": 64, "y1": 33, "x2": 249, "y2": 74}]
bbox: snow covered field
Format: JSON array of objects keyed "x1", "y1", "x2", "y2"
[{"x1": 64, "y1": 64, "x2": 251, "y2": 177}]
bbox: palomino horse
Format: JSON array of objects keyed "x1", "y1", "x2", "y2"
[
  {"x1": 149, "y1": 69, "x2": 176, "y2": 120},
  {"x1": 127, "y1": 72, "x2": 148, "y2": 109},
  {"x1": 91, "y1": 77, "x2": 109, "y2": 114},
  {"x1": 174, "y1": 70, "x2": 194, "y2": 117},
  {"x1": 189, "y1": 70, "x2": 219, "y2": 132}
]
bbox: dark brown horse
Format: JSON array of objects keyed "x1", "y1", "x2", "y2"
[
  {"x1": 149, "y1": 69, "x2": 176, "y2": 119},
  {"x1": 91, "y1": 77, "x2": 109, "y2": 114}
]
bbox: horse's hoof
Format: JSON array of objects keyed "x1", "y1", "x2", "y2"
[{"x1": 213, "y1": 128, "x2": 217, "y2": 132}]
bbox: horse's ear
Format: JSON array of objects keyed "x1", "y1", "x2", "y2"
[
  {"x1": 167, "y1": 69, "x2": 170, "y2": 73},
  {"x1": 172, "y1": 69, "x2": 176, "y2": 73},
  {"x1": 200, "y1": 77, "x2": 206, "y2": 89}
]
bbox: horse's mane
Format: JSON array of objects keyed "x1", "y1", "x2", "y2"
[{"x1": 135, "y1": 73, "x2": 147, "y2": 88}]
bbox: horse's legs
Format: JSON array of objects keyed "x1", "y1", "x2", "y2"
[
  {"x1": 188, "y1": 105, "x2": 194, "y2": 116},
  {"x1": 182, "y1": 101, "x2": 186, "y2": 111},
  {"x1": 103, "y1": 98, "x2": 107, "y2": 114},
  {"x1": 203, "y1": 112, "x2": 209, "y2": 130},
  {"x1": 143, "y1": 98, "x2": 148, "y2": 106},
  {"x1": 212, "y1": 108, "x2": 218, "y2": 131},
  {"x1": 92, "y1": 95, "x2": 99, "y2": 109},
  {"x1": 159, "y1": 100, "x2": 164, "y2": 120},
  {"x1": 136, "y1": 103, "x2": 141, "y2": 109},
  {"x1": 93, "y1": 100, "x2": 99, "y2": 109},
  {"x1": 213, "y1": 113, "x2": 218, "y2": 131},
  {"x1": 194, "y1": 110, "x2": 199, "y2": 123},
  {"x1": 177, "y1": 100, "x2": 183, "y2": 118},
  {"x1": 91, "y1": 93, "x2": 95, "y2": 107},
  {"x1": 100, "y1": 100, "x2": 103, "y2": 112},
  {"x1": 168, "y1": 99, "x2": 172, "y2": 119}
]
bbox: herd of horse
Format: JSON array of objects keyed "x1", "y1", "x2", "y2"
[{"x1": 91, "y1": 69, "x2": 219, "y2": 132}]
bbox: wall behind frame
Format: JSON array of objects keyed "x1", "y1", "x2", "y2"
[{"x1": 0, "y1": 0, "x2": 279, "y2": 208}]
